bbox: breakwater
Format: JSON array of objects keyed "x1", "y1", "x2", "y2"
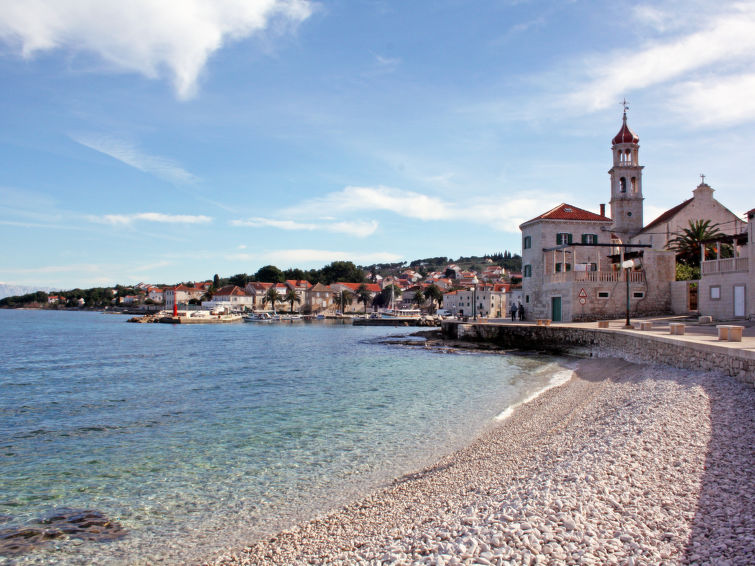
[{"x1": 442, "y1": 321, "x2": 755, "y2": 385}]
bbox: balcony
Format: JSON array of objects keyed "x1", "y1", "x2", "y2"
[
  {"x1": 701, "y1": 257, "x2": 749, "y2": 275},
  {"x1": 546, "y1": 270, "x2": 645, "y2": 284}
]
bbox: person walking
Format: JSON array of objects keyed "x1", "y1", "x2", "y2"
[
  {"x1": 517, "y1": 302, "x2": 525, "y2": 321},
  {"x1": 509, "y1": 302, "x2": 517, "y2": 322}
]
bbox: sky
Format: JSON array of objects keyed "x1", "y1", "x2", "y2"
[{"x1": 1, "y1": 0, "x2": 754, "y2": 290}]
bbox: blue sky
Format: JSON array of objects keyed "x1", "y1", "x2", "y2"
[{"x1": 1, "y1": 0, "x2": 754, "y2": 289}]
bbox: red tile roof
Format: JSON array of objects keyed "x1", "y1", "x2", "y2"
[
  {"x1": 334, "y1": 282, "x2": 380, "y2": 293},
  {"x1": 522, "y1": 203, "x2": 612, "y2": 225}
]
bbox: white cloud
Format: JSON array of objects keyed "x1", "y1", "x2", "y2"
[
  {"x1": 72, "y1": 134, "x2": 198, "y2": 184},
  {"x1": 566, "y1": 4, "x2": 755, "y2": 112},
  {"x1": 89, "y1": 212, "x2": 213, "y2": 225},
  {"x1": 231, "y1": 216, "x2": 379, "y2": 237},
  {"x1": 670, "y1": 73, "x2": 755, "y2": 126},
  {"x1": 285, "y1": 185, "x2": 562, "y2": 233},
  {"x1": 226, "y1": 249, "x2": 403, "y2": 264},
  {"x1": 0, "y1": 0, "x2": 314, "y2": 99},
  {"x1": 285, "y1": 185, "x2": 451, "y2": 221}
]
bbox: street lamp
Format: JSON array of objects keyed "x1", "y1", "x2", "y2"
[
  {"x1": 622, "y1": 259, "x2": 634, "y2": 328},
  {"x1": 473, "y1": 284, "x2": 477, "y2": 321}
]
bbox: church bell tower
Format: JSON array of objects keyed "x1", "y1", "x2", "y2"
[{"x1": 609, "y1": 102, "x2": 644, "y2": 242}]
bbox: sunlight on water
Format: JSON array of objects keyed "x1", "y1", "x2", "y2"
[{"x1": 0, "y1": 310, "x2": 569, "y2": 564}]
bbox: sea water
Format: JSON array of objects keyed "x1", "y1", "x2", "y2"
[{"x1": 0, "y1": 310, "x2": 571, "y2": 564}]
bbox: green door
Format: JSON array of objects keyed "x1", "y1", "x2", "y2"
[{"x1": 551, "y1": 296, "x2": 562, "y2": 322}]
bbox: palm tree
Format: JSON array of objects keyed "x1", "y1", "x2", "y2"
[
  {"x1": 262, "y1": 287, "x2": 282, "y2": 314},
  {"x1": 424, "y1": 284, "x2": 443, "y2": 314},
  {"x1": 333, "y1": 289, "x2": 353, "y2": 313},
  {"x1": 666, "y1": 219, "x2": 727, "y2": 267},
  {"x1": 284, "y1": 288, "x2": 301, "y2": 313},
  {"x1": 355, "y1": 284, "x2": 372, "y2": 314},
  {"x1": 411, "y1": 287, "x2": 426, "y2": 311}
]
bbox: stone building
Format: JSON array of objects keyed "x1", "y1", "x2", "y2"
[
  {"x1": 442, "y1": 284, "x2": 510, "y2": 318},
  {"x1": 519, "y1": 110, "x2": 676, "y2": 322},
  {"x1": 631, "y1": 179, "x2": 745, "y2": 251},
  {"x1": 698, "y1": 208, "x2": 753, "y2": 320}
]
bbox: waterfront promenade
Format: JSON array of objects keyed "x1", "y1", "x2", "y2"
[
  {"x1": 444, "y1": 316, "x2": 755, "y2": 384},
  {"x1": 210, "y1": 319, "x2": 755, "y2": 566}
]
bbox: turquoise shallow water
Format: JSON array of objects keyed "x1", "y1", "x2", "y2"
[{"x1": 0, "y1": 310, "x2": 569, "y2": 564}]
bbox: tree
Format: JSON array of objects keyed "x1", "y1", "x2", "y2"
[
  {"x1": 675, "y1": 263, "x2": 700, "y2": 281},
  {"x1": 283, "y1": 268, "x2": 307, "y2": 281},
  {"x1": 213, "y1": 274, "x2": 220, "y2": 289},
  {"x1": 412, "y1": 287, "x2": 426, "y2": 311},
  {"x1": 355, "y1": 283, "x2": 372, "y2": 314},
  {"x1": 284, "y1": 288, "x2": 301, "y2": 313},
  {"x1": 229, "y1": 273, "x2": 250, "y2": 287},
  {"x1": 255, "y1": 265, "x2": 285, "y2": 283},
  {"x1": 333, "y1": 289, "x2": 353, "y2": 313},
  {"x1": 263, "y1": 287, "x2": 283, "y2": 313},
  {"x1": 379, "y1": 285, "x2": 402, "y2": 309},
  {"x1": 666, "y1": 219, "x2": 728, "y2": 267},
  {"x1": 319, "y1": 261, "x2": 365, "y2": 284},
  {"x1": 424, "y1": 284, "x2": 443, "y2": 313}
]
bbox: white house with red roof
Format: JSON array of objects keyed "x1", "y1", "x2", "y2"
[
  {"x1": 519, "y1": 110, "x2": 676, "y2": 322},
  {"x1": 203, "y1": 285, "x2": 254, "y2": 311},
  {"x1": 147, "y1": 286, "x2": 164, "y2": 303}
]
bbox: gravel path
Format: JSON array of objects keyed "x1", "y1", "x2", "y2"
[{"x1": 209, "y1": 358, "x2": 755, "y2": 566}]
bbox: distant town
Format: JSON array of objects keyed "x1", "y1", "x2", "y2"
[{"x1": 0, "y1": 253, "x2": 524, "y2": 319}]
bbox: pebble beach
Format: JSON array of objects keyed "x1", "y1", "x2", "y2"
[{"x1": 209, "y1": 357, "x2": 755, "y2": 566}]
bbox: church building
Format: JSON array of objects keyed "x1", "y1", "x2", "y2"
[{"x1": 519, "y1": 108, "x2": 676, "y2": 322}]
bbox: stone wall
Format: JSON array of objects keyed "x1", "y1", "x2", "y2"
[
  {"x1": 670, "y1": 281, "x2": 691, "y2": 315},
  {"x1": 442, "y1": 321, "x2": 754, "y2": 385}
]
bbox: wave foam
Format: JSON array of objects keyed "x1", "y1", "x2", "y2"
[{"x1": 495, "y1": 368, "x2": 574, "y2": 421}]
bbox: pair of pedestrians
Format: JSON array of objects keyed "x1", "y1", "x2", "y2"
[{"x1": 509, "y1": 302, "x2": 525, "y2": 321}]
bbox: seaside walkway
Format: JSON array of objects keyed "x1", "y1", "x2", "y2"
[{"x1": 442, "y1": 315, "x2": 755, "y2": 385}]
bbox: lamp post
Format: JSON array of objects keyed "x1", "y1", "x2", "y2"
[
  {"x1": 622, "y1": 259, "x2": 634, "y2": 328},
  {"x1": 473, "y1": 284, "x2": 477, "y2": 321}
]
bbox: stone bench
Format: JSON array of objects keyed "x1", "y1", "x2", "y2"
[
  {"x1": 698, "y1": 315, "x2": 713, "y2": 324},
  {"x1": 718, "y1": 325, "x2": 744, "y2": 342},
  {"x1": 597, "y1": 320, "x2": 610, "y2": 329},
  {"x1": 638, "y1": 321, "x2": 653, "y2": 331},
  {"x1": 669, "y1": 323, "x2": 686, "y2": 335},
  {"x1": 536, "y1": 319, "x2": 552, "y2": 326}
]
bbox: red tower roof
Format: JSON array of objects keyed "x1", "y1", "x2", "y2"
[{"x1": 612, "y1": 112, "x2": 639, "y2": 145}]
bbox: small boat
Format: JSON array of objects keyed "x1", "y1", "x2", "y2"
[{"x1": 244, "y1": 312, "x2": 273, "y2": 322}]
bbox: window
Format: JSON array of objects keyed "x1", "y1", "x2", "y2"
[
  {"x1": 555, "y1": 263, "x2": 572, "y2": 272},
  {"x1": 710, "y1": 286, "x2": 721, "y2": 300},
  {"x1": 523, "y1": 235, "x2": 531, "y2": 249},
  {"x1": 556, "y1": 233, "x2": 572, "y2": 245},
  {"x1": 581, "y1": 233, "x2": 598, "y2": 244},
  {"x1": 525, "y1": 295, "x2": 530, "y2": 303},
  {"x1": 597, "y1": 291, "x2": 610, "y2": 299},
  {"x1": 620, "y1": 177, "x2": 627, "y2": 192},
  {"x1": 524, "y1": 265, "x2": 532, "y2": 278},
  {"x1": 633, "y1": 292, "x2": 645, "y2": 299}
]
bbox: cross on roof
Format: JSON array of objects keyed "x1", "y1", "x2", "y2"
[
  {"x1": 621, "y1": 98, "x2": 629, "y2": 113},
  {"x1": 700, "y1": 173, "x2": 706, "y2": 184}
]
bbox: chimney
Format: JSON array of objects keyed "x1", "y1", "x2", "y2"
[{"x1": 600, "y1": 203, "x2": 606, "y2": 217}]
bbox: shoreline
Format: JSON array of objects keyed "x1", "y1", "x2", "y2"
[{"x1": 208, "y1": 354, "x2": 754, "y2": 565}]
